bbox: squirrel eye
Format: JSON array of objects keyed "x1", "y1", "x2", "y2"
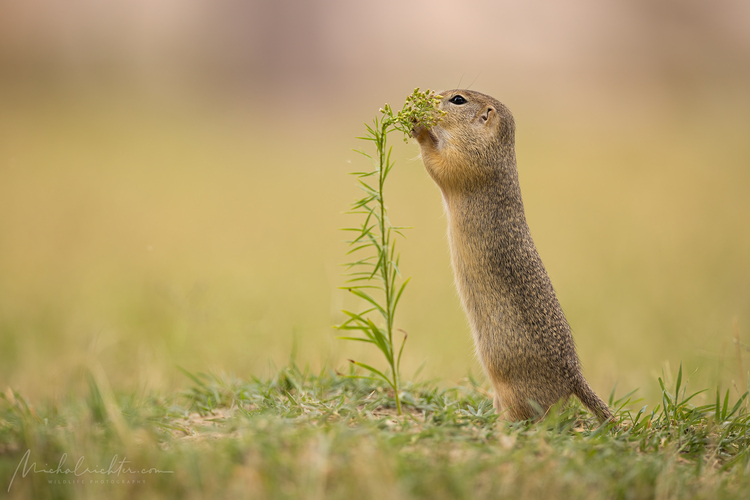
[{"x1": 449, "y1": 95, "x2": 467, "y2": 105}]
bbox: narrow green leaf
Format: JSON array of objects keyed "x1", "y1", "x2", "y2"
[
  {"x1": 391, "y1": 278, "x2": 411, "y2": 314},
  {"x1": 396, "y1": 329, "x2": 408, "y2": 372},
  {"x1": 365, "y1": 318, "x2": 392, "y2": 364},
  {"x1": 337, "y1": 336, "x2": 376, "y2": 344},
  {"x1": 348, "y1": 360, "x2": 394, "y2": 390},
  {"x1": 347, "y1": 288, "x2": 386, "y2": 317},
  {"x1": 722, "y1": 388, "x2": 730, "y2": 420},
  {"x1": 726, "y1": 391, "x2": 747, "y2": 419}
]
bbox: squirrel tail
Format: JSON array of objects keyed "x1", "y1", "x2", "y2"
[{"x1": 572, "y1": 378, "x2": 615, "y2": 424}]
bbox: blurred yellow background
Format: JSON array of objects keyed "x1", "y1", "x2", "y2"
[{"x1": 1, "y1": 0, "x2": 749, "y2": 405}]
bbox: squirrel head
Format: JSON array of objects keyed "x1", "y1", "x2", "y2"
[{"x1": 412, "y1": 89, "x2": 516, "y2": 194}]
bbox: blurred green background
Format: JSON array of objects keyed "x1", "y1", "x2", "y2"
[{"x1": 1, "y1": 1, "x2": 748, "y2": 405}]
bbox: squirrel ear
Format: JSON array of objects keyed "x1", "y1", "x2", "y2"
[{"x1": 480, "y1": 107, "x2": 495, "y2": 125}]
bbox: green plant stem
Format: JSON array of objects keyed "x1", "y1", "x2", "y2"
[
  {"x1": 376, "y1": 119, "x2": 400, "y2": 415},
  {"x1": 337, "y1": 89, "x2": 444, "y2": 416}
]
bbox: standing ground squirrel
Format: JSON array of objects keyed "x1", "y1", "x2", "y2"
[{"x1": 412, "y1": 89, "x2": 614, "y2": 423}]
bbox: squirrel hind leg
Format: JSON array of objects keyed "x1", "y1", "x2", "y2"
[
  {"x1": 492, "y1": 387, "x2": 527, "y2": 421},
  {"x1": 493, "y1": 393, "x2": 503, "y2": 414},
  {"x1": 492, "y1": 385, "x2": 545, "y2": 421}
]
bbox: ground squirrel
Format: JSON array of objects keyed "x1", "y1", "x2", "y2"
[{"x1": 412, "y1": 89, "x2": 614, "y2": 423}]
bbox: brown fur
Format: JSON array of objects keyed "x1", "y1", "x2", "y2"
[{"x1": 413, "y1": 89, "x2": 613, "y2": 423}]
